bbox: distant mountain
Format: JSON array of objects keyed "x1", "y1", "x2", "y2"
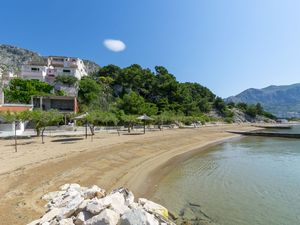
[
  {"x1": 226, "y1": 84, "x2": 300, "y2": 118},
  {"x1": 0, "y1": 44, "x2": 100, "y2": 74}
]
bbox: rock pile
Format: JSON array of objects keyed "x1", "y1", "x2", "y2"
[{"x1": 27, "y1": 183, "x2": 175, "y2": 225}]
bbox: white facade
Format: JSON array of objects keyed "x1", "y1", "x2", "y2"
[
  {"x1": 21, "y1": 56, "x2": 88, "y2": 83},
  {"x1": 20, "y1": 65, "x2": 48, "y2": 81}
]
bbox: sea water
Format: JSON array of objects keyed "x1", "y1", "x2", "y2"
[{"x1": 152, "y1": 126, "x2": 300, "y2": 225}]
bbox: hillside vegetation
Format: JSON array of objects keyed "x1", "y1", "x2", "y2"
[
  {"x1": 226, "y1": 84, "x2": 300, "y2": 118},
  {"x1": 1, "y1": 44, "x2": 276, "y2": 124}
]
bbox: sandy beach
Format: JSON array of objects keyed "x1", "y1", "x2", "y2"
[{"x1": 0, "y1": 124, "x2": 257, "y2": 225}]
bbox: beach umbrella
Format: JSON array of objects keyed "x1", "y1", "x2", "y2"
[
  {"x1": 137, "y1": 114, "x2": 152, "y2": 134},
  {"x1": 74, "y1": 112, "x2": 89, "y2": 120}
]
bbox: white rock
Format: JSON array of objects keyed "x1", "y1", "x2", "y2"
[
  {"x1": 74, "y1": 211, "x2": 93, "y2": 225},
  {"x1": 83, "y1": 185, "x2": 105, "y2": 199},
  {"x1": 124, "y1": 191, "x2": 134, "y2": 206},
  {"x1": 138, "y1": 198, "x2": 169, "y2": 218},
  {"x1": 26, "y1": 218, "x2": 41, "y2": 225},
  {"x1": 104, "y1": 192, "x2": 125, "y2": 206},
  {"x1": 42, "y1": 191, "x2": 66, "y2": 202},
  {"x1": 78, "y1": 199, "x2": 89, "y2": 211},
  {"x1": 68, "y1": 184, "x2": 82, "y2": 192},
  {"x1": 58, "y1": 195, "x2": 84, "y2": 219},
  {"x1": 58, "y1": 218, "x2": 74, "y2": 225},
  {"x1": 109, "y1": 202, "x2": 129, "y2": 215},
  {"x1": 40, "y1": 208, "x2": 61, "y2": 224},
  {"x1": 60, "y1": 184, "x2": 71, "y2": 191},
  {"x1": 128, "y1": 202, "x2": 139, "y2": 209},
  {"x1": 120, "y1": 208, "x2": 159, "y2": 225},
  {"x1": 86, "y1": 199, "x2": 107, "y2": 215},
  {"x1": 84, "y1": 208, "x2": 120, "y2": 225},
  {"x1": 111, "y1": 187, "x2": 134, "y2": 206},
  {"x1": 41, "y1": 222, "x2": 50, "y2": 225}
]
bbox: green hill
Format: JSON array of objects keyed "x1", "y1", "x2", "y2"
[{"x1": 226, "y1": 84, "x2": 300, "y2": 118}]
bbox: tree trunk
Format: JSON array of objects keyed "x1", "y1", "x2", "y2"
[
  {"x1": 36, "y1": 128, "x2": 40, "y2": 137},
  {"x1": 41, "y1": 127, "x2": 46, "y2": 144},
  {"x1": 14, "y1": 121, "x2": 17, "y2": 152},
  {"x1": 89, "y1": 125, "x2": 95, "y2": 142}
]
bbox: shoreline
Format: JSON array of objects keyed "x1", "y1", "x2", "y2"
[{"x1": 0, "y1": 124, "x2": 259, "y2": 224}]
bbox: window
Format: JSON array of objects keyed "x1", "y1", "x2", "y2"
[
  {"x1": 63, "y1": 69, "x2": 71, "y2": 73},
  {"x1": 31, "y1": 67, "x2": 40, "y2": 72}
]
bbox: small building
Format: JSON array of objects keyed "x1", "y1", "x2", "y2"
[
  {"x1": 0, "y1": 104, "x2": 33, "y2": 136},
  {"x1": 21, "y1": 56, "x2": 88, "y2": 83},
  {"x1": 31, "y1": 96, "x2": 78, "y2": 113}
]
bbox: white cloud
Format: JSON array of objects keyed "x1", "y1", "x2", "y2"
[{"x1": 103, "y1": 39, "x2": 126, "y2": 52}]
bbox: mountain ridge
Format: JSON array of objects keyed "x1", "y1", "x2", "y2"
[
  {"x1": 226, "y1": 83, "x2": 300, "y2": 118},
  {"x1": 0, "y1": 44, "x2": 101, "y2": 74}
]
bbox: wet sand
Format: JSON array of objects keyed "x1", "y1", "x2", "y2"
[{"x1": 0, "y1": 124, "x2": 257, "y2": 225}]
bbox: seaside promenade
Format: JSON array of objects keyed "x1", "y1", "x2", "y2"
[{"x1": 0, "y1": 124, "x2": 257, "y2": 225}]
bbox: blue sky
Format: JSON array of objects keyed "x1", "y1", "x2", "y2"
[{"x1": 1, "y1": 0, "x2": 300, "y2": 97}]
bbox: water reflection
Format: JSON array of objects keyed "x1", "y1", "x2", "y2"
[{"x1": 152, "y1": 133, "x2": 300, "y2": 225}]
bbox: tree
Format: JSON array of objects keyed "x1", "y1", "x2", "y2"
[
  {"x1": 246, "y1": 105, "x2": 258, "y2": 118},
  {"x1": 78, "y1": 77, "x2": 103, "y2": 110},
  {"x1": 55, "y1": 75, "x2": 78, "y2": 87},
  {"x1": 0, "y1": 111, "x2": 22, "y2": 152},
  {"x1": 119, "y1": 113, "x2": 138, "y2": 133},
  {"x1": 85, "y1": 110, "x2": 119, "y2": 137},
  {"x1": 213, "y1": 97, "x2": 227, "y2": 114},
  {"x1": 256, "y1": 103, "x2": 264, "y2": 115},
  {"x1": 21, "y1": 110, "x2": 63, "y2": 143},
  {"x1": 4, "y1": 79, "x2": 53, "y2": 104}
]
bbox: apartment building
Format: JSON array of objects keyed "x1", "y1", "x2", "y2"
[{"x1": 21, "y1": 56, "x2": 88, "y2": 83}]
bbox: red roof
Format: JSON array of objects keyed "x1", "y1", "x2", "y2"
[{"x1": 0, "y1": 105, "x2": 32, "y2": 112}]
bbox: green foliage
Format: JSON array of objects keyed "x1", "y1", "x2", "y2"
[
  {"x1": 85, "y1": 110, "x2": 118, "y2": 126},
  {"x1": 95, "y1": 64, "x2": 216, "y2": 116},
  {"x1": 78, "y1": 77, "x2": 102, "y2": 109},
  {"x1": 117, "y1": 92, "x2": 158, "y2": 116},
  {"x1": 55, "y1": 75, "x2": 78, "y2": 86},
  {"x1": 246, "y1": 104, "x2": 258, "y2": 117},
  {"x1": 236, "y1": 102, "x2": 248, "y2": 111},
  {"x1": 21, "y1": 110, "x2": 63, "y2": 136},
  {"x1": 0, "y1": 111, "x2": 22, "y2": 123},
  {"x1": 4, "y1": 79, "x2": 53, "y2": 104},
  {"x1": 263, "y1": 111, "x2": 277, "y2": 120}
]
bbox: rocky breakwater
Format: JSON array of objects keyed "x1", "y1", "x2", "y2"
[{"x1": 27, "y1": 183, "x2": 175, "y2": 225}]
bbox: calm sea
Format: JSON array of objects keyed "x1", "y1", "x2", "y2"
[{"x1": 152, "y1": 126, "x2": 300, "y2": 225}]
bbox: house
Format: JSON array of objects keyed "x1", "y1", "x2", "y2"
[
  {"x1": 31, "y1": 96, "x2": 78, "y2": 113},
  {"x1": 0, "y1": 68, "x2": 17, "y2": 105},
  {"x1": 21, "y1": 56, "x2": 88, "y2": 84},
  {"x1": 0, "y1": 104, "x2": 33, "y2": 136}
]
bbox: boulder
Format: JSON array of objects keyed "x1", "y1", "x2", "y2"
[
  {"x1": 120, "y1": 208, "x2": 159, "y2": 225},
  {"x1": 28, "y1": 184, "x2": 175, "y2": 225},
  {"x1": 58, "y1": 195, "x2": 84, "y2": 219},
  {"x1": 84, "y1": 209, "x2": 120, "y2": 225},
  {"x1": 111, "y1": 187, "x2": 134, "y2": 206},
  {"x1": 42, "y1": 191, "x2": 66, "y2": 202},
  {"x1": 26, "y1": 219, "x2": 41, "y2": 225},
  {"x1": 138, "y1": 198, "x2": 169, "y2": 218},
  {"x1": 74, "y1": 211, "x2": 93, "y2": 225},
  {"x1": 40, "y1": 208, "x2": 61, "y2": 224},
  {"x1": 83, "y1": 185, "x2": 105, "y2": 199},
  {"x1": 86, "y1": 199, "x2": 107, "y2": 215},
  {"x1": 58, "y1": 218, "x2": 74, "y2": 225}
]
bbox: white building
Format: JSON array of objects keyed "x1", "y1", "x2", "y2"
[
  {"x1": 0, "y1": 67, "x2": 17, "y2": 104},
  {"x1": 0, "y1": 104, "x2": 33, "y2": 136},
  {"x1": 21, "y1": 56, "x2": 88, "y2": 83}
]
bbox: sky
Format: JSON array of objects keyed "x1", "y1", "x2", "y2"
[{"x1": 0, "y1": 0, "x2": 300, "y2": 97}]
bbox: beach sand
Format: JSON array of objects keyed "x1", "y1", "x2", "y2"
[{"x1": 0, "y1": 124, "x2": 257, "y2": 225}]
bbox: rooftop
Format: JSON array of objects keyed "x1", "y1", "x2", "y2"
[{"x1": 0, "y1": 104, "x2": 33, "y2": 112}]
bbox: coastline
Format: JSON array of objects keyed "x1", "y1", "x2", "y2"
[{"x1": 0, "y1": 124, "x2": 259, "y2": 225}]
